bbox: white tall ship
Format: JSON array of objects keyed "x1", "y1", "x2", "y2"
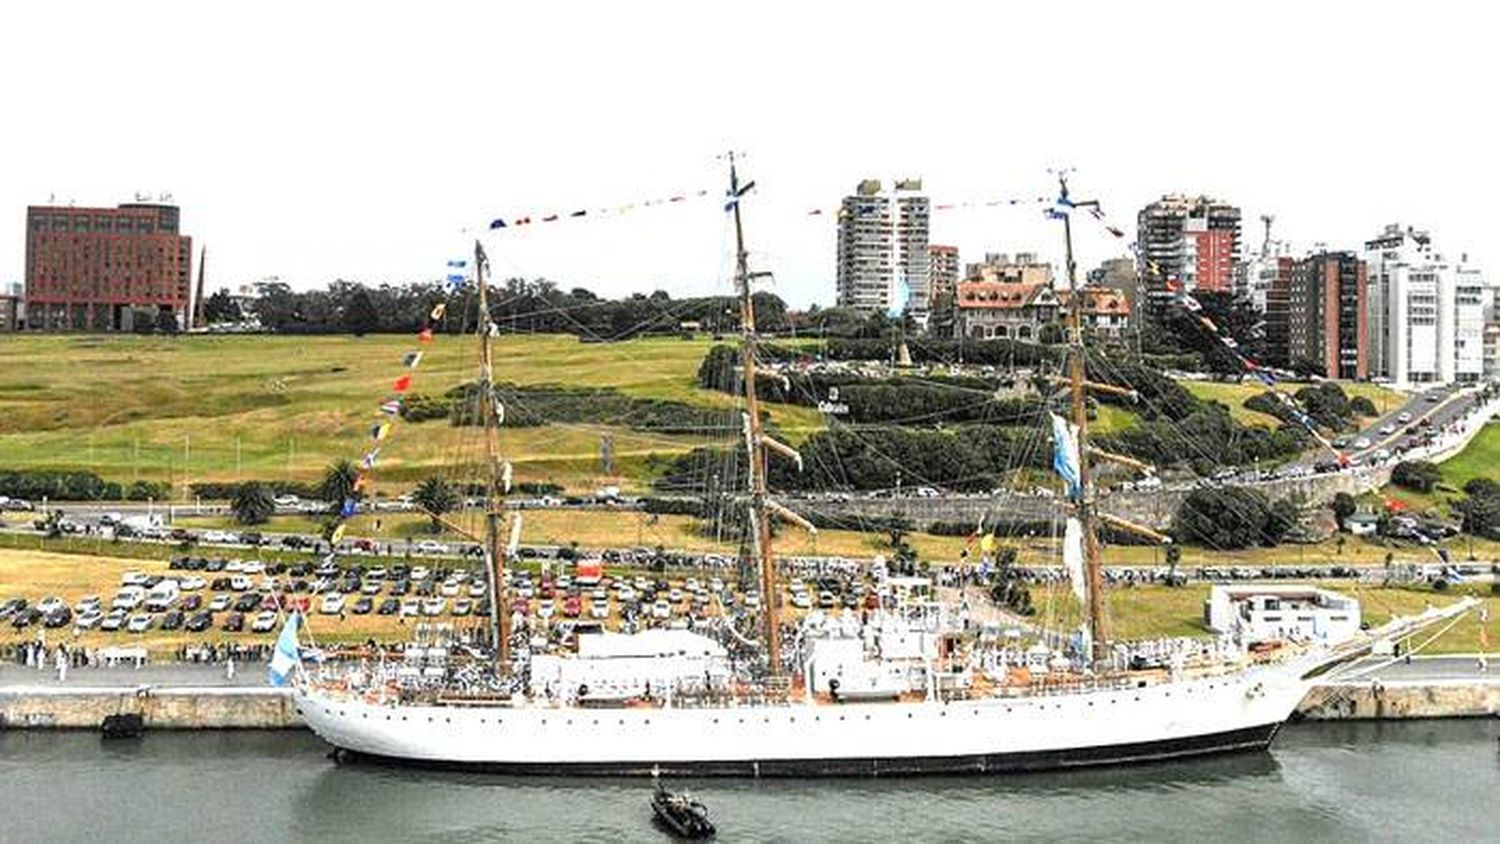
[{"x1": 291, "y1": 163, "x2": 1472, "y2": 775}]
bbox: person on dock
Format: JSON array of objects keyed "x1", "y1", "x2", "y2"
[
  {"x1": 225, "y1": 656, "x2": 236, "y2": 681},
  {"x1": 55, "y1": 646, "x2": 67, "y2": 683}
]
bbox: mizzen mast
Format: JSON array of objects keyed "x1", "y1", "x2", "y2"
[
  {"x1": 474, "y1": 240, "x2": 511, "y2": 671},
  {"x1": 725, "y1": 153, "x2": 814, "y2": 680}
]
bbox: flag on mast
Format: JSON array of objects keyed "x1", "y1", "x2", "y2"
[{"x1": 267, "y1": 612, "x2": 301, "y2": 687}]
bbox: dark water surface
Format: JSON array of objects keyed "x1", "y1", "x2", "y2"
[{"x1": 1, "y1": 721, "x2": 1496, "y2": 842}]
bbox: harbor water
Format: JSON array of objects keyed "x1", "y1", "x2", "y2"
[{"x1": 1, "y1": 721, "x2": 1495, "y2": 842}]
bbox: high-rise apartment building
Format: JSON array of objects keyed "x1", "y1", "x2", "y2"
[
  {"x1": 927, "y1": 244, "x2": 960, "y2": 305},
  {"x1": 1257, "y1": 256, "x2": 1297, "y2": 368},
  {"x1": 25, "y1": 203, "x2": 192, "y2": 331},
  {"x1": 1288, "y1": 252, "x2": 1368, "y2": 379},
  {"x1": 1363, "y1": 224, "x2": 1485, "y2": 385},
  {"x1": 835, "y1": 179, "x2": 929, "y2": 320},
  {"x1": 1136, "y1": 195, "x2": 1241, "y2": 312}
]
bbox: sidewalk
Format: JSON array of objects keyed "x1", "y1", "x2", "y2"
[{"x1": 0, "y1": 662, "x2": 264, "y2": 689}]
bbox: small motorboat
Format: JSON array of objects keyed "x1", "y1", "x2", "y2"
[
  {"x1": 651, "y1": 780, "x2": 715, "y2": 839},
  {"x1": 100, "y1": 713, "x2": 145, "y2": 739}
]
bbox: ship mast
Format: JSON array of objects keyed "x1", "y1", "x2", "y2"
[
  {"x1": 725, "y1": 153, "x2": 814, "y2": 681},
  {"x1": 1056, "y1": 174, "x2": 1110, "y2": 661},
  {"x1": 474, "y1": 240, "x2": 510, "y2": 670}
]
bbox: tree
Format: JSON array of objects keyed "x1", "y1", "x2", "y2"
[
  {"x1": 203, "y1": 288, "x2": 241, "y2": 324},
  {"x1": 1171, "y1": 487, "x2": 1297, "y2": 549},
  {"x1": 1349, "y1": 396, "x2": 1378, "y2": 417},
  {"x1": 412, "y1": 476, "x2": 458, "y2": 532},
  {"x1": 1331, "y1": 492, "x2": 1357, "y2": 528},
  {"x1": 1455, "y1": 478, "x2": 1500, "y2": 537},
  {"x1": 230, "y1": 482, "x2": 276, "y2": 526},
  {"x1": 319, "y1": 459, "x2": 360, "y2": 510},
  {"x1": 342, "y1": 287, "x2": 381, "y2": 336},
  {"x1": 1390, "y1": 460, "x2": 1442, "y2": 493}
]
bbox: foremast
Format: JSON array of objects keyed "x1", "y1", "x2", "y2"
[
  {"x1": 474, "y1": 240, "x2": 511, "y2": 672},
  {"x1": 725, "y1": 153, "x2": 815, "y2": 681},
  {"x1": 1053, "y1": 173, "x2": 1166, "y2": 666}
]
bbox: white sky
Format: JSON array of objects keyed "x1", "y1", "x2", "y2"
[{"x1": 1, "y1": 1, "x2": 1493, "y2": 308}]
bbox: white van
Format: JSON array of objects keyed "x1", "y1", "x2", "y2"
[{"x1": 144, "y1": 580, "x2": 181, "y2": 612}]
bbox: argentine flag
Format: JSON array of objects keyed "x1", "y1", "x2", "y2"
[
  {"x1": 267, "y1": 612, "x2": 301, "y2": 687},
  {"x1": 1050, "y1": 413, "x2": 1082, "y2": 500}
]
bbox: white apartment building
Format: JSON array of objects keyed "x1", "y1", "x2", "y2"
[
  {"x1": 1363, "y1": 224, "x2": 1485, "y2": 385},
  {"x1": 835, "y1": 178, "x2": 929, "y2": 321}
]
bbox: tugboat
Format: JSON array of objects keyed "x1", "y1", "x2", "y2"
[{"x1": 651, "y1": 773, "x2": 715, "y2": 840}]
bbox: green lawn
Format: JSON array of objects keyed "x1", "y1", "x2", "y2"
[
  {"x1": 1380, "y1": 420, "x2": 1500, "y2": 514},
  {"x1": 0, "y1": 334, "x2": 821, "y2": 496}
]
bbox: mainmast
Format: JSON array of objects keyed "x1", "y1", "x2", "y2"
[
  {"x1": 1056, "y1": 174, "x2": 1110, "y2": 661},
  {"x1": 474, "y1": 240, "x2": 510, "y2": 670},
  {"x1": 725, "y1": 153, "x2": 814, "y2": 681}
]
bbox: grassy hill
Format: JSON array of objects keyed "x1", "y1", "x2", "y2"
[
  {"x1": 0, "y1": 334, "x2": 822, "y2": 496},
  {"x1": 1181, "y1": 379, "x2": 1405, "y2": 429}
]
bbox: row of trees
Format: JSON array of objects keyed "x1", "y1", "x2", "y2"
[
  {"x1": 214, "y1": 279, "x2": 792, "y2": 340},
  {"x1": 0, "y1": 470, "x2": 168, "y2": 502}
]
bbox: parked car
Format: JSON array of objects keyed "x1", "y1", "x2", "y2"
[
  {"x1": 222, "y1": 612, "x2": 245, "y2": 632},
  {"x1": 377, "y1": 597, "x2": 400, "y2": 615},
  {"x1": 100, "y1": 609, "x2": 128, "y2": 631},
  {"x1": 186, "y1": 611, "x2": 214, "y2": 632},
  {"x1": 159, "y1": 610, "x2": 185, "y2": 631},
  {"x1": 351, "y1": 596, "x2": 374, "y2": 615},
  {"x1": 320, "y1": 594, "x2": 346, "y2": 615},
  {"x1": 251, "y1": 612, "x2": 278, "y2": 633},
  {"x1": 126, "y1": 614, "x2": 154, "y2": 633}
]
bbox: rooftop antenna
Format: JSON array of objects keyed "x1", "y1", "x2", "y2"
[{"x1": 1260, "y1": 214, "x2": 1275, "y2": 258}]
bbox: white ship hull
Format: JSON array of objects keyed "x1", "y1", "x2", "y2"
[{"x1": 294, "y1": 664, "x2": 1310, "y2": 776}]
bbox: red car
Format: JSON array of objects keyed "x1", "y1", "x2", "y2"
[{"x1": 563, "y1": 596, "x2": 582, "y2": 618}]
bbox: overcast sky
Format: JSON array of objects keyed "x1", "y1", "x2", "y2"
[{"x1": 2, "y1": 1, "x2": 1492, "y2": 307}]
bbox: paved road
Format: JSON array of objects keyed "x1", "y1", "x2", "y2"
[{"x1": 1332, "y1": 654, "x2": 1498, "y2": 684}]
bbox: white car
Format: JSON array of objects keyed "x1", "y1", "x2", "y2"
[
  {"x1": 1353, "y1": 437, "x2": 1372, "y2": 449},
  {"x1": 229, "y1": 575, "x2": 252, "y2": 592},
  {"x1": 400, "y1": 597, "x2": 421, "y2": 617},
  {"x1": 1396, "y1": 412, "x2": 1412, "y2": 423},
  {"x1": 589, "y1": 600, "x2": 610, "y2": 620},
  {"x1": 240, "y1": 561, "x2": 266, "y2": 575},
  {"x1": 651, "y1": 600, "x2": 671, "y2": 619},
  {"x1": 127, "y1": 614, "x2": 153, "y2": 633},
  {"x1": 209, "y1": 595, "x2": 232, "y2": 612},
  {"x1": 112, "y1": 587, "x2": 146, "y2": 611},
  {"x1": 1379, "y1": 424, "x2": 1396, "y2": 436},
  {"x1": 177, "y1": 576, "x2": 207, "y2": 591},
  {"x1": 536, "y1": 599, "x2": 555, "y2": 619},
  {"x1": 273, "y1": 494, "x2": 300, "y2": 507},
  {"x1": 441, "y1": 580, "x2": 461, "y2": 597},
  {"x1": 790, "y1": 591, "x2": 812, "y2": 609},
  {"x1": 451, "y1": 599, "x2": 473, "y2": 617},
  {"x1": 319, "y1": 594, "x2": 346, "y2": 615},
  {"x1": 100, "y1": 609, "x2": 128, "y2": 631},
  {"x1": 37, "y1": 596, "x2": 67, "y2": 615},
  {"x1": 360, "y1": 581, "x2": 382, "y2": 595},
  {"x1": 74, "y1": 609, "x2": 104, "y2": 630},
  {"x1": 120, "y1": 571, "x2": 150, "y2": 586},
  {"x1": 422, "y1": 597, "x2": 446, "y2": 617},
  {"x1": 669, "y1": 588, "x2": 684, "y2": 604},
  {"x1": 201, "y1": 530, "x2": 234, "y2": 544},
  {"x1": 413, "y1": 540, "x2": 446, "y2": 556},
  {"x1": 468, "y1": 582, "x2": 486, "y2": 598},
  {"x1": 410, "y1": 566, "x2": 430, "y2": 582},
  {"x1": 251, "y1": 612, "x2": 278, "y2": 632},
  {"x1": 73, "y1": 595, "x2": 102, "y2": 613}
]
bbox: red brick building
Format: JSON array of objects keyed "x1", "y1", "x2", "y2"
[
  {"x1": 25, "y1": 203, "x2": 192, "y2": 331},
  {"x1": 1188, "y1": 228, "x2": 1237, "y2": 293}
]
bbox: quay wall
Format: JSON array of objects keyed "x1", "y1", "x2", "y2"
[
  {"x1": 1295, "y1": 680, "x2": 1500, "y2": 721},
  {"x1": 0, "y1": 686, "x2": 303, "y2": 729}
]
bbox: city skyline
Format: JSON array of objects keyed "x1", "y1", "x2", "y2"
[{"x1": 1, "y1": 2, "x2": 1494, "y2": 308}]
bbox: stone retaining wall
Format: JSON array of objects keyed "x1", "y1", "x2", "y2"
[
  {"x1": 1295, "y1": 681, "x2": 1500, "y2": 720},
  {"x1": 0, "y1": 687, "x2": 303, "y2": 729}
]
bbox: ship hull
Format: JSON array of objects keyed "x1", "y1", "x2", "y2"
[
  {"x1": 296, "y1": 666, "x2": 1308, "y2": 777},
  {"x1": 329, "y1": 721, "x2": 1282, "y2": 776}
]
